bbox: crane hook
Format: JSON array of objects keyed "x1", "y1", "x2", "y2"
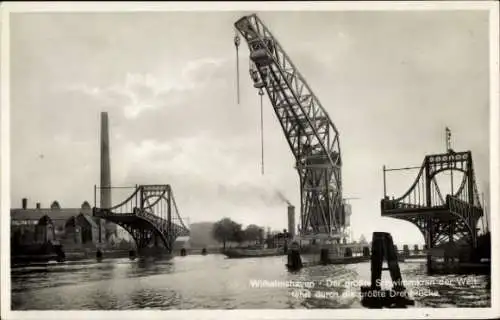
[{"x1": 234, "y1": 31, "x2": 241, "y2": 48}]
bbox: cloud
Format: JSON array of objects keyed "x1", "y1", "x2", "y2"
[
  {"x1": 65, "y1": 57, "x2": 227, "y2": 119},
  {"x1": 110, "y1": 134, "x2": 296, "y2": 211},
  {"x1": 181, "y1": 58, "x2": 225, "y2": 84}
]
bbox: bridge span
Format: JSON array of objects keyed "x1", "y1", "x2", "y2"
[
  {"x1": 381, "y1": 149, "x2": 485, "y2": 270},
  {"x1": 93, "y1": 184, "x2": 189, "y2": 254}
]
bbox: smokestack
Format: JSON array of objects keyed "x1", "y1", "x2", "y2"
[
  {"x1": 22, "y1": 198, "x2": 27, "y2": 209},
  {"x1": 288, "y1": 205, "x2": 295, "y2": 239},
  {"x1": 36, "y1": 202, "x2": 41, "y2": 209},
  {"x1": 100, "y1": 112, "x2": 112, "y2": 209}
]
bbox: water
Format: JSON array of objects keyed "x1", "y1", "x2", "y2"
[{"x1": 11, "y1": 254, "x2": 490, "y2": 310}]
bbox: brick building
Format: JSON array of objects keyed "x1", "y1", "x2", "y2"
[{"x1": 11, "y1": 198, "x2": 114, "y2": 251}]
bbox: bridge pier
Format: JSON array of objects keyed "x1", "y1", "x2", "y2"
[
  {"x1": 129, "y1": 250, "x2": 136, "y2": 260},
  {"x1": 426, "y1": 218, "x2": 433, "y2": 273}
]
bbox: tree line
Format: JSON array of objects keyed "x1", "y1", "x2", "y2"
[{"x1": 211, "y1": 218, "x2": 266, "y2": 249}]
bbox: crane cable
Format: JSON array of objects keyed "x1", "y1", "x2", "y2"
[
  {"x1": 259, "y1": 88, "x2": 265, "y2": 175},
  {"x1": 234, "y1": 30, "x2": 241, "y2": 105},
  {"x1": 234, "y1": 30, "x2": 265, "y2": 175}
]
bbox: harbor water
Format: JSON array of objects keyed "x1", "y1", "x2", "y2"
[{"x1": 11, "y1": 254, "x2": 490, "y2": 310}]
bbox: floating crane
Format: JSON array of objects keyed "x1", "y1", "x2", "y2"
[{"x1": 234, "y1": 14, "x2": 347, "y2": 241}]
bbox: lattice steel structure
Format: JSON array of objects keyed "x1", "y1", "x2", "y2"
[
  {"x1": 93, "y1": 185, "x2": 189, "y2": 253},
  {"x1": 381, "y1": 151, "x2": 483, "y2": 251},
  {"x1": 234, "y1": 14, "x2": 346, "y2": 240}
]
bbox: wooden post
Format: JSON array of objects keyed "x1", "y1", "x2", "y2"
[
  {"x1": 361, "y1": 232, "x2": 414, "y2": 308},
  {"x1": 286, "y1": 241, "x2": 303, "y2": 271}
]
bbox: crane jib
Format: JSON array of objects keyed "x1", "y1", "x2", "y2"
[
  {"x1": 234, "y1": 14, "x2": 346, "y2": 239},
  {"x1": 235, "y1": 16, "x2": 341, "y2": 169}
]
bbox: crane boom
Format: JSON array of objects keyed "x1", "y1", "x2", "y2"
[{"x1": 234, "y1": 14, "x2": 344, "y2": 239}]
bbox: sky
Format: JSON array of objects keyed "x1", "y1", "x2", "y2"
[{"x1": 9, "y1": 10, "x2": 491, "y2": 246}]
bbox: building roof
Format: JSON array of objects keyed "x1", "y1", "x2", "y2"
[
  {"x1": 11, "y1": 207, "x2": 93, "y2": 221},
  {"x1": 78, "y1": 213, "x2": 98, "y2": 229}
]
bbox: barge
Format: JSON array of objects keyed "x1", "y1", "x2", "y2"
[{"x1": 223, "y1": 247, "x2": 285, "y2": 259}]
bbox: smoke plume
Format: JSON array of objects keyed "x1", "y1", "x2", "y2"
[
  {"x1": 213, "y1": 182, "x2": 293, "y2": 207},
  {"x1": 275, "y1": 190, "x2": 291, "y2": 206}
]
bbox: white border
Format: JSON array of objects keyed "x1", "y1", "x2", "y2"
[{"x1": 1, "y1": 1, "x2": 499, "y2": 319}]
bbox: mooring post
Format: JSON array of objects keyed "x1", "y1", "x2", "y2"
[
  {"x1": 384, "y1": 234, "x2": 405, "y2": 292},
  {"x1": 370, "y1": 232, "x2": 385, "y2": 290},
  {"x1": 320, "y1": 247, "x2": 329, "y2": 265},
  {"x1": 361, "y1": 232, "x2": 414, "y2": 308},
  {"x1": 286, "y1": 241, "x2": 302, "y2": 271}
]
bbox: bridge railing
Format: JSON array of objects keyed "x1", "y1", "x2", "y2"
[
  {"x1": 382, "y1": 163, "x2": 430, "y2": 210},
  {"x1": 381, "y1": 198, "x2": 430, "y2": 212},
  {"x1": 93, "y1": 184, "x2": 190, "y2": 237},
  {"x1": 94, "y1": 185, "x2": 141, "y2": 215},
  {"x1": 447, "y1": 195, "x2": 483, "y2": 220}
]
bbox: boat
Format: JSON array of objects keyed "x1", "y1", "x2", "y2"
[{"x1": 223, "y1": 247, "x2": 286, "y2": 259}]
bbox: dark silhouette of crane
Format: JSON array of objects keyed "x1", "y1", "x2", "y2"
[{"x1": 234, "y1": 14, "x2": 347, "y2": 241}]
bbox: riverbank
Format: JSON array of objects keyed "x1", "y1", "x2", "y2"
[
  {"x1": 11, "y1": 247, "x2": 223, "y2": 267},
  {"x1": 11, "y1": 249, "x2": 132, "y2": 267}
]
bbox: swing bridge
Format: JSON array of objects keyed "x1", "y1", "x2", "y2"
[
  {"x1": 381, "y1": 149, "x2": 487, "y2": 255},
  {"x1": 93, "y1": 184, "x2": 190, "y2": 254}
]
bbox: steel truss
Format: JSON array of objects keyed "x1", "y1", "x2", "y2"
[
  {"x1": 93, "y1": 185, "x2": 189, "y2": 253},
  {"x1": 382, "y1": 151, "x2": 483, "y2": 249},
  {"x1": 235, "y1": 14, "x2": 345, "y2": 239}
]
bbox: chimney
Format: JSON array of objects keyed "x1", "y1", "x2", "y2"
[
  {"x1": 100, "y1": 112, "x2": 112, "y2": 209},
  {"x1": 36, "y1": 202, "x2": 41, "y2": 209},
  {"x1": 22, "y1": 198, "x2": 28, "y2": 209},
  {"x1": 287, "y1": 205, "x2": 295, "y2": 239}
]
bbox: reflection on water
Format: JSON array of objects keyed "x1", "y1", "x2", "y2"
[{"x1": 11, "y1": 255, "x2": 490, "y2": 310}]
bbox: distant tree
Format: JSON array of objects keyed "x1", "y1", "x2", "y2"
[
  {"x1": 359, "y1": 234, "x2": 368, "y2": 244},
  {"x1": 234, "y1": 228, "x2": 246, "y2": 245},
  {"x1": 244, "y1": 224, "x2": 262, "y2": 244},
  {"x1": 258, "y1": 228, "x2": 265, "y2": 244},
  {"x1": 232, "y1": 223, "x2": 244, "y2": 245},
  {"x1": 212, "y1": 218, "x2": 241, "y2": 249}
]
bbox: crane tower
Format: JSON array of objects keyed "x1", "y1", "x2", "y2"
[{"x1": 234, "y1": 14, "x2": 348, "y2": 241}]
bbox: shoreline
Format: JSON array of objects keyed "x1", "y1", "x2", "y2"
[{"x1": 10, "y1": 247, "x2": 223, "y2": 267}]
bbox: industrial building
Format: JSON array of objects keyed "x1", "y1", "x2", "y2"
[{"x1": 10, "y1": 198, "x2": 117, "y2": 251}]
